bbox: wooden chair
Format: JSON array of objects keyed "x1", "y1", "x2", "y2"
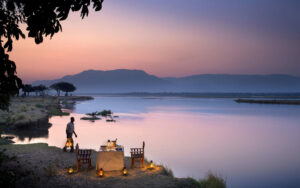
[
  {"x1": 130, "y1": 141, "x2": 145, "y2": 168},
  {"x1": 75, "y1": 144, "x2": 92, "y2": 171}
]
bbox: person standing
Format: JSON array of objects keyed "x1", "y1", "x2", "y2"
[{"x1": 63, "y1": 117, "x2": 77, "y2": 152}]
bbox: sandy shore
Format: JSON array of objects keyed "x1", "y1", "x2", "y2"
[{"x1": 0, "y1": 143, "x2": 199, "y2": 188}]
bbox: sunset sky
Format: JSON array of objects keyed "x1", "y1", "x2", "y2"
[{"x1": 10, "y1": 0, "x2": 300, "y2": 83}]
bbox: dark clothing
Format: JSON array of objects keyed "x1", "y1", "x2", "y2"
[
  {"x1": 66, "y1": 122, "x2": 74, "y2": 134},
  {"x1": 63, "y1": 121, "x2": 75, "y2": 152},
  {"x1": 66, "y1": 130, "x2": 73, "y2": 138}
]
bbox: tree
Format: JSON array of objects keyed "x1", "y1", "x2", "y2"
[
  {"x1": 32, "y1": 85, "x2": 47, "y2": 96},
  {"x1": 61, "y1": 83, "x2": 76, "y2": 96},
  {"x1": 50, "y1": 82, "x2": 76, "y2": 96},
  {"x1": 22, "y1": 84, "x2": 34, "y2": 96},
  {"x1": 50, "y1": 83, "x2": 61, "y2": 96},
  {"x1": 58, "y1": 82, "x2": 76, "y2": 96},
  {"x1": 0, "y1": 0, "x2": 104, "y2": 110}
]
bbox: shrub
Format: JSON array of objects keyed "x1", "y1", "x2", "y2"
[
  {"x1": 0, "y1": 149, "x2": 17, "y2": 186},
  {"x1": 16, "y1": 114, "x2": 26, "y2": 121},
  {"x1": 43, "y1": 163, "x2": 57, "y2": 177},
  {"x1": 81, "y1": 117, "x2": 101, "y2": 121},
  {"x1": 19, "y1": 105, "x2": 27, "y2": 112},
  {"x1": 48, "y1": 106, "x2": 69, "y2": 116},
  {"x1": 97, "y1": 110, "x2": 112, "y2": 117},
  {"x1": 35, "y1": 104, "x2": 43, "y2": 108},
  {"x1": 161, "y1": 166, "x2": 174, "y2": 177},
  {"x1": 198, "y1": 173, "x2": 226, "y2": 188}
]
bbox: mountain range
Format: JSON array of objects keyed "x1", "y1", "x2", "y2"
[{"x1": 32, "y1": 69, "x2": 300, "y2": 93}]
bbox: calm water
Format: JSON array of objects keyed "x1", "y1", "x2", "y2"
[{"x1": 8, "y1": 96, "x2": 300, "y2": 187}]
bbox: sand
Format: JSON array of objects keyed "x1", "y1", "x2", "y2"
[{"x1": 0, "y1": 143, "x2": 198, "y2": 188}]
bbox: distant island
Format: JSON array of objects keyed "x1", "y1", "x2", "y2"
[
  {"x1": 235, "y1": 99, "x2": 300, "y2": 105},
  {"x1": 33, "y1": 69, "x2": 300, "y2": 93}
]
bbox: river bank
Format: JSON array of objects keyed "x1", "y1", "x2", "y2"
[
  {"x1": 0, "y1": 96, "x2": 93, "y2": 130},
  {"x1": 235, "y1": 99, "x2": 300, "y2": 105},
  {"x1": 0, "y1": 143, "x2": 223, "y2": 188}
]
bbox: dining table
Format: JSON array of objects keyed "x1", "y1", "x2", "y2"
[{"x1": 96, "y1": 146, "x2": 124, "y2": 171}]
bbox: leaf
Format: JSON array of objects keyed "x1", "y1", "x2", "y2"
[{"x1": 81, "y1": 5, "x2": 89, "y2": 19}]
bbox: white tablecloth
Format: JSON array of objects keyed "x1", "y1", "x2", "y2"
[{"x1": 96, "y1": 151, "x2": 124, "y2": 171}]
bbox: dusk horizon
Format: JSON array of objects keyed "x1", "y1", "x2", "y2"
[
  {"x1": 25, "y1": 68, "x2": 300, "y2": 84},
  {"x1": 9, "y1": 0, "x2": 300, "y2": 83}
]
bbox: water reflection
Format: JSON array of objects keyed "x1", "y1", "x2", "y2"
[
  {"x1": 4, "y1": 123, "x2": 51, "y2": 142},
  {"x1": 7, "y1": 96, "x2": 300, "y2": 188}
]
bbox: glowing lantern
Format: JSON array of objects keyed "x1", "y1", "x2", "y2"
[
  {"x1": 122, "y1": 167, "x2": 128, "y2": 176},
  {"x1": 65, "y1": 138, "x2": 72, "y2": 147},
  {"x1": 98, "y1": 168, "x2": 104, "y2": 177},
  {"x1": 107, "y1": 140, "x2": 112, "y2": 150},
  {"x1": 149, "y1": 160, "x2": 154, "y2": 169},
  {"x1": 68, "y1": 167, "x2": 74, "y2": 174}
]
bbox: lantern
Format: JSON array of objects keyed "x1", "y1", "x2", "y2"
[
  {"x1": 122, "y1": 167, "x2": 128, "y2": 176},
  {"x1": 65, "y1": 138, "x2": 72, "y2": 147},
  {"x1": 68, "y1": 167, "x2": 74, "y2": 174},
  {"x1": 149, "y1": 160, "x2": 154, "y2": 169},
  {"x1": 98, "y1": 168, "x2": 104, "y2": 177}
]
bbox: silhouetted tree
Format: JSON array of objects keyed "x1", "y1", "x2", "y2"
[
  {"x1": 63, "y1": 85, "x2": 76, "y2": 96},
  {"x1": 60, "y1": 82, "x2": 76, "y2": 96},
  {"x1": 32, "y1": 85, "x2": 47, "y2": 96},
  {"x1": 0, "y1": 0, "x2": 104, "y2": 110},
  {"x1": 50, "y1": 82, "x2": 76, "y2": 96},
  {"x1": 22, "y1": 84, "x2": 34, "y2": 96},
  {"x1": 50, "y1": 83, "x2": 61, "y2": 96}
]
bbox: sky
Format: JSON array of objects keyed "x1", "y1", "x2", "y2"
[{"x1": 9, "y1": 0, "x2": 300, "y2": 83}]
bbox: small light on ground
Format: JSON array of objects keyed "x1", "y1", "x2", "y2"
[
  {"x1": 122, "y1": 167, "x2": 128, "y2": 176},
  {"x1": 148, "y1": 160, "x2": 155, "y2": 169},
  {"x1": 68, "y1": 167, "x2": 74, "y2": 174},
  {"x1": 98, "y1": 168, "x2": 104, "y2": 177}
]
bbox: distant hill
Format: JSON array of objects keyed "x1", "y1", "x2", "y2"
[
  {"x1": 33, "y1": 69, "x2": 300, "y2": 93},
  {"x1": 33, "y1": 69, "x2": 170, "y2": 93}
]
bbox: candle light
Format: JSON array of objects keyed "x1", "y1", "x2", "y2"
[
  {"x1": 149, "y1": 160, "x2": 154, "y2": 169},
  {"x1": 98, "y1": 168, "x2": 104, "y2": 177},
  {"x1": 68, "y1": 167, "x2": 74, "y2": 174},
  {"x1": 122, "y1": 167, "x2": 128, "y2": 176}
]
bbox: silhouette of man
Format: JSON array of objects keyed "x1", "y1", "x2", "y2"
[{"x1": 63, "y1": 117, "x2": 77, "y2": 152}]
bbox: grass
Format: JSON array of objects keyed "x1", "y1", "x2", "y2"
[
  {"x1": 161, "y1": 165, "x2": 174, "y2": 177},
  {"x1": 19, "y1": 105, "x2": 27, "y2": 112},
  {"x1": 82, "y1": 110, "x2": 115, "y2": 121},
  {"x1": 43, "y1": 163, "x2": 57, "y2": 177},
  {"x1": 16, "y1": 114, "x2": 26, "y2": 121},
  {"x1": 0, "y1": 149, "x2": 17, "y2": 186},
  {"x1": 0, "y1": 137, "x2": 14, "y2": 145},
  {"x1": 0, "y1": 112, "x2": 8, "y2": 124},
  {"x1": 47, "y1": 106, "x2": 70, "y2": 116},
  {"x1": 97, "y1": 110, "x2": 112, "y2": 117},
  {"x1": 198, "y1": 173, "x2": 226, "y2": 188},
  {"x1": 175, "y1": 173, "x2": 226, "y2": 188},
  {"x1": 35, "y1": 104, "x2": 44, "y2": 108},
  {"x1": 0, "y1": 96, "x2": 90, "y2": 129},
  {"x1": 81, "y1": 116, "x2": 101, "y2": 120}
]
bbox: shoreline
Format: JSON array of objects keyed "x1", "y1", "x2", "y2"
[
  {"x1": 235, "y1": 99, "x2": 300, "y2": 105},
  {"x1": 0, "y1": 96, "x2": 93, "y2": 130},
  {"x1": 0, "y1": 143, "x2": 212, "y2": 188},
  {"x1": 77, "y1": 92, "x2": 300, "y2": 99}
]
